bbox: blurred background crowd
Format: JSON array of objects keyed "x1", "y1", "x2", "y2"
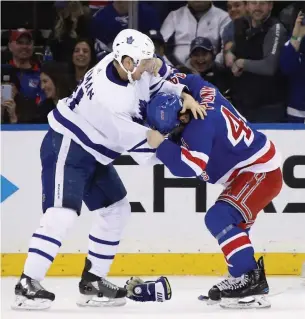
[{"x1": 1, "y1": 0, "x2": 305, "y2": 124}]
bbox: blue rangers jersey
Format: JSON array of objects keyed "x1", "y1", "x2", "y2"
[{"x1": 156, "y1": 73, "x2": 281, "y2": 185}]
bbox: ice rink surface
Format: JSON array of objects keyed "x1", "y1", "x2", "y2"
[{"x1": 1, "y1": 276, "x2": 305, "y2": 319}]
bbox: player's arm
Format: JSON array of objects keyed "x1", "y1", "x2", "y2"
[
  {"x1": 152, "y1": 55, "x2": 173, "y2": 79},
  {"x1": 113, "y1": 112, "x2": 161, "y2": 166},
  {"x1": 148, "y1": 119, "x2": 214, "y2": 177},
  {"x1": 127, "y1": 137, "x2": 162, "y2": 166},
  {"x1": 149, "y1": 73, "x2": 185, "y2": 99},
  {"x1": 149, "y1": 75, "x2": 206, "y2": 119}
]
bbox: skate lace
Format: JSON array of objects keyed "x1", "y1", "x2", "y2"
[
  {"x1": 101, "y1": 278, "x2": 119, "y2": 291},
  {"x1": 216, "y1": 275, "x2": 250, "y2": 291}
]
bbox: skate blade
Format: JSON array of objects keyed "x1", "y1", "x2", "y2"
[
  {"x1": 77, "y1": 294, "x2": 126, "y2": 307},
  {"x1": 11, "y1": 295, "x2": 52, "y2": 311},
  {"x1": 220, "y1": 295, "x2": 271, "y2": 309}
]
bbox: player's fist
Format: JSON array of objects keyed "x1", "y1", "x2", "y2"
[
  {"x1": 147, "y1": 130, "x2": 165, "y2": 148},
  {"x1": 125, "y1": 276, "x2": 172, "y2": 302}
]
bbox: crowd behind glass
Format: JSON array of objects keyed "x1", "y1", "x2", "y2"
[{"x1": 1, "y1": 1, "x2": 305, "y2": 124}]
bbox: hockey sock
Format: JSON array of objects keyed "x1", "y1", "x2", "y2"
[
  {"x1": 205, "y1": 201, "x2": 257, "y2": 278},
  {"x1": 87, "y1": 197, "x2": 130, "y2": 278},
  {"x1": 23, "y1": 207, "x2": 77, "y2": 281},
  {"x1": 217, "y1": 226, "x2": 257, "y2": 277}
]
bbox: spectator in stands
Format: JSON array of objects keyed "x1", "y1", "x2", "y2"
[
  {"x1": 227, "y1": 1, "x2": 247, "y2": 20},
  {"x1": 160, "y1": 1, "x2": 231, "y2": 65},
  {"x1": 184, "y1": 37, "x2": 231, "y2": 96},
  {"x1": 91, "y1": 1, "x2": 161, "y2": 60},
  {"x1": 2, "y1": 29, "x2": 43, "y2": 105},
  {"x1": 35, "y1": 62, "x2": 72, "y2": 123},
  {"x1": 1, "y1": 71, "x2": 38, "y2": 124},
  {"x1": 48, "y1": 1, "x2": 92, "y2": 63},
  {"x1": 224, "y1": 1, "x2": 288, "y2": 123},
  {"x1": 69, "y1": 38, "x2": 97, "y2": 89},
  {"x1": 280, "y1": 11, "x2": 305, "y2": 123},
  {"x1": 146, "y1": 29, "x2": 172, "y2": 66},
  {"x1": 223, "y1": 1, "x2": 247, "y2": 60}
]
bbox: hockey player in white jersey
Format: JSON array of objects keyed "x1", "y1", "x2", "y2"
[{"x1": 12, "y1": 29, "x2": 206, "y2": 310}]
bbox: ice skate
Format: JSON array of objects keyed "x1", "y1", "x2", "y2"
[
  {"x1": 12, "y1": 273, "x2": 55, "y2": 310},
  {"x1": 77, "y1": 258, "x2": 127, "y2": 307},
  {"x1": 208, "y1": 257, "x2": 270, "y2": 309}
]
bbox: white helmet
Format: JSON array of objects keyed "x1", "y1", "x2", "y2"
[{"x1": 112, "y1": 29, "x2": 155, "y2": 83}]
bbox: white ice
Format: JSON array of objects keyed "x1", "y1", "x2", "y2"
[{"x1": 1, "y1": 276, "x2": 305, "y2": 319}]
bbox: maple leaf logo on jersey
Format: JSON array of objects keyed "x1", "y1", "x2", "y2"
[
  {"x1": 126, "y1": 36, "x2": 134, "y2": 44},
  {"x1": 132, "y1": 99, "x2": 147, "y2": 125}
]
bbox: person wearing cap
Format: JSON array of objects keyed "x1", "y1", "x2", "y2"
[
  {"x1": 1, "y1": 29, "x2": 44, "y2": 110},
  {"x1": 184, "y1": 37, "x2": 231, "y2": 96}
]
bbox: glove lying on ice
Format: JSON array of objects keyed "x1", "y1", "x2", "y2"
[{"x1": 125, "y1": 276, "x2": 172, "y2": 302}]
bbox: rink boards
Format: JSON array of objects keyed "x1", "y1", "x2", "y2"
[{"x1": 1, "y1": 124, "x2": 305, "y2": 276}]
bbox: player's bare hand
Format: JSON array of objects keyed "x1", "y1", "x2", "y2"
[
  {"x1": 151, "y1": 57, "x2": 163, "y2": 76},
  {"x1": 147, "y1": 130, "x2": 165, "y2": 148},
  {"x1": 181, "y1": 92, "x2": 207, "y2": 119}
]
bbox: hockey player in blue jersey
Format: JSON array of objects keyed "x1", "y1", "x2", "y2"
[{"x1": 125, "y1": 73, "x2": 283, "y2": 309}]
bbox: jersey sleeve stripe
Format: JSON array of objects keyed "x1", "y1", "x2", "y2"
[
  {"x1": 158, "y1": 59, "x2": 167, "y2": 77},
  {"x1": 128, "y1": 139, "x2": 147, "y2": 152},
  {"x1": 181, "y1": 148, "x2": 207, "y2": 175},
  {"x1": 52, "y1": 109, "x2": 121, "y2": 160},
  {"x1": 149, "y1": 80, "x2": 163, "y2": 91},
  {"x1": 129, "y1": 148, "x2": 156, "y2": 153},
  {"x1": 150, "y1": 82, "x2": 165, "y2": 99}
]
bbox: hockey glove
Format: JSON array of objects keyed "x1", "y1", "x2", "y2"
[{"x1": 125, "y1": 276, "x2": 172, "y2": 302}]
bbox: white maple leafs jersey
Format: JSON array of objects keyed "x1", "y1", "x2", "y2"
[{"x1": 48, "y1": 53, "x2": 185, "y2": 165}]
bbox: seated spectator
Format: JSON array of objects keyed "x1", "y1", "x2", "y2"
[
  {"x1": 69, "y1": 38, "x2": 97, "y2": 89},
  {"x1": 92, "y1": 1, "x2": 161, "y2": 60},
  {"x1": 227, "y1": 1, "x2": 247, "y2": 20},
  {"x1": 161, "y1": 1, "x2": 231, "y2": 65},
  {"x1": 35, "y1": 62, "x2": 73, "y2": 123},
  {"x1": 146, "y1": 29, "x2": 172, "y2": 66},
  {"x1": 223, "y1": 1, "x2": 247, "y2": 55},
  {"x1": 280, "y1": 11, "x2": 305, "y2": 123},
  {"x1": 224, "y1": 1, "x2": 288, "y2": 123},
  {"x1": 48, "y1": 1, "x2": 92, "y2": 63},
  {"x1": 2, "y1": 29, "x2": 43, "y2": 104},
  {"x1": 184, "y1": 37, "x2": 232, "y2": 95},
  {"x1": 1, "y1": 71, "x2": 38, "y2": 124}
]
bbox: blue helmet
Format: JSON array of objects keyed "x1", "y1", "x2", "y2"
[{"x1": 146, "y1": 92, "x2": 183, "y2": 134}]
